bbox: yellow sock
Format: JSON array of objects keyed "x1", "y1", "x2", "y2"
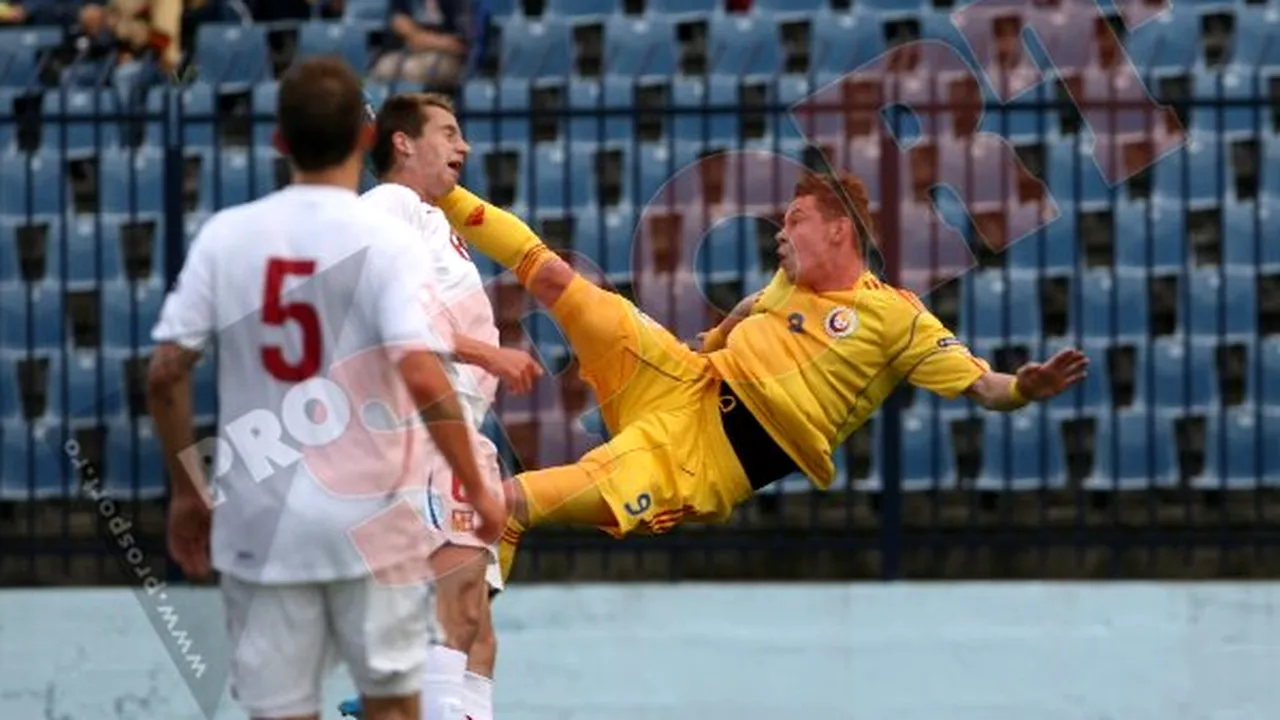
[
  {"x1": 498, "y1": 515, "x2": 525, "y2": 584},
  {"x1": 438, "y1": 186, "x2": 545, "y2": 271}
]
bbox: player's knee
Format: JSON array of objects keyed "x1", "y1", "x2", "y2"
[{"x1": 505, "y1": 478, "x2": 529, "y2": 527}]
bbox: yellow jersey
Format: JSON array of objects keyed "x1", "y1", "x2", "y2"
[{"x1": 706, "y1": 270, "x2": 990, "y2": 488}]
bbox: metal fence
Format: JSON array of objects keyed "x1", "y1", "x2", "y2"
[{"x1": 1, "y1": 66, "x2": 1278, "y2": 586}]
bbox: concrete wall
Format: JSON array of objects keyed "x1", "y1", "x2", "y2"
[{"x1": 1, "y1": 583, "x2": 1276, "y2": 719}]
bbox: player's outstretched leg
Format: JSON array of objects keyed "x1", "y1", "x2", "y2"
[{"x1": 436, "y1": 187, "x2": 638, "y2": 371}]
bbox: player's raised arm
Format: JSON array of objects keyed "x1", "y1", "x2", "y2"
[
  {"x1": 147, "y1": 225, "x2": 219, "y2": 578},
  {"x1": 886, "y1": 289, "x2": 1088, "y2": 410}
]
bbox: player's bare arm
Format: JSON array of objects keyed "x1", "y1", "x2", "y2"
[
  {"x1": 963, "y1": 348, "x2": 1089, "y2": 411},
  {"x1": 452, "y1": 333, "x2": 543, "y2": 395},
  {"x1": 400, "y1": 349, "x2": 507, "y2": 544},
  {"x1": 699, "y1": 290, "x2": 762, "y2": 352},
  {"x1": 146, "y1": 342, "x2": 213, "y2": 579}
]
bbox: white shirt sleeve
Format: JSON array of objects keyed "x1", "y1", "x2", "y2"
[
  {"x1": 372, "y1": 229, "x2": 456, "y2": 363},
  {"x1": 151, "y1": 222, "x2": 217, "y2": 351}
]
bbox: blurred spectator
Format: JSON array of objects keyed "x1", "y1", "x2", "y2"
[
  {"x1": 0, "y1": 1, "x2": 28, "y2": 24},
  {"x1": 372, "y1": 0, "x2": 469, "y2": 87}
]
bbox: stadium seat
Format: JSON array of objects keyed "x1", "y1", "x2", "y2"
[
  {"x1": 545, "y1": 0, "x2": 616, "y2": 17},
  {"x1": 0, "y1": 46, "x2": 40, "y2": 88},
  {"x1": 1150, "y1": 135, "x2": 1230, "y2": 203},
  {"x1": 1122, "y1": 10, "x2": 1197, "y2": 71},
  {"x1": 0, "y1": 355, "x2": 20, "y2": 421},
  {"x1": 1087, "y1": 409, "x2": 1179, "y2": 490},
  {"x1": 193, "y1": 24, "x2": 270, "y2": 87},
  {"x1": 0, "y1": 282, "x2": 65, "y2": 352},
  {"x1": 1003, "y1": 200, "x2": 1075, "y2": 272},
  {"x1": 1044, "y1": 337, "x2": 1110, "y2": 413},
  {"x1": 752, "y1": 0, "x2": 829, "y2": 15},
  {"x1": 1182, "y1": 267, "x2": 1256, "y2": 339},
  {"x1": 1112, "y1": 197, "x2": 1186, "y2": 271},
  {"x1": 0, "y1": 152, "x2": 66, "y2": 216},
  {"x1": 671, "y1": 75, "x2": 739, "y2": 145},
  {"x1": 562, "y1": 76, "x2": 634, "y2": 144},
  {"x1": 528, "y1": 143, "x2": 584, "y2": 212},
  {"x1": 344, "y1": 0, "x2": 389, "y2": 24},
  {"x1": 1142, "y1": 337, "x2": 1219, "y2": 411},
  {"x1": 101, "y1": 418, "x2": 165, "y2": 499},
  {"x1": 59, "y1": 351, "x2": 128, "y2": 421},
  {"x1": 295, "y1": 21, "x2": 370, "y2": 72},
  {"x1": 810, "y1": 9, "x2": 880, "y2": 75},
  {"x1": 100, "y1": 281, "x2": 163, "y2": 352},
  {"x1": 958, "y1": 270, "x2": 1041, "y2": 342},
  {"x1": 0, "y1": 420, "x2": 68, "y2": 500},
  {"x1": 99, "y1": 148, "x2": 165, "y2": 216},
  {"x1": 902, "y1": 410, "x2": 956, "y2": 491},
  {"x1": 460, "y1": 77, "x2": 532, "y2": 145},
  {"x1": 697, "y1": 215, "x2": 758, "y2": 284},
  {"x1": 603, "y1": 13, "x2": 677, "y2": 78},
  {"x1": 192, "y1": 354, "x2": 217, "y2": 418},
  {"x1": 1076, "y1": 269, "x2": 1149, "y2": 340},
  {"x1": 568, "y1": 205, "x2": 634, "y2": 280},
  {"x1": 1044, "y1": 138, "x2": 1110, "y2": 205},
  {"x1": 39, "y1": 89, "x2": 121, "y2": 156},
  {"x1": 977, "y1": 412, "x2": 1067, "y2": 491},
  {"x1": 0, "y1": 215, "x2": 58, "y2": 284},
  {"x1": 251, "y1": 81, "x2": 278, "y2": 147},
  {"x1": 1194, "y1": 409, "x2": 1267, "y2": 491},
  {"x1": 1223, "y1": 200, "x2": 1280, "y2": 271},
  {"x1": 707, "y1": 12, "x2": 782, "y2": 78},
  {"x1": 149, "y1": 82, "x2": 217, "y2": 149},
  {"x1": 500, "y1": 15, "x2": 572, "y2": 80},
  {"x1": 645, "y1": 0, "x2": 717, "y2": 16}
]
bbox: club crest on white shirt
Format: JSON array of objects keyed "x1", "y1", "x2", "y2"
[{"x1": 823, "y1": 306, "x2": 858, "y2": 339}]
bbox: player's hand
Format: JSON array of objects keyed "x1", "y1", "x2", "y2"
[
  {"x1": 1015, "y1": 348, "x2": 1089, "y2": 401},
  {"x1": 167, "y1": 493, "x2": 213, "y2": 580},
  {"x1": 470, "y1": 487, "x2": 508, "y2": 546},
  {"x1": 484, "y1": 347, "x2": 543, "y2": 395}
]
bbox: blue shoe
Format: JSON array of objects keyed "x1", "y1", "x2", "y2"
[{"x1": 338, "y1": 697, "x2": 363, "y2": 718}]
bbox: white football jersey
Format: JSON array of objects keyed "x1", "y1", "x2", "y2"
[
  {"x1": 152, "y1": 184, "x2": 459, "y2": 584},
  {"x1": 360, "y1": 183, "x2": 499, "y2": 427}
]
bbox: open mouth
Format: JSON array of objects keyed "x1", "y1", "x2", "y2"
[{"x1": 446, "y1": 160, "x2": 463, "y2": 172}]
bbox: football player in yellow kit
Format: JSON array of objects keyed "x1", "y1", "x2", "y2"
[{"x1": 435, "y1": 171, "x2": 1088, "y2": 581}]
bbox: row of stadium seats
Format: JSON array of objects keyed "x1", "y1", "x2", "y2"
[
  {"x1": 4, "y1": 333, "x2": 1280, "y2": 425},
  {"x1": 4, "y1": 1, "x2": 1280, "y2": 87},
  {"x1": 4, "y1": 404, "x2": 1278, "y2": 501}
]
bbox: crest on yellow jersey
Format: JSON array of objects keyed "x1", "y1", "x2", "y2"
[{"x1": 823, "y1": 306, "x2": 858, "y2": 339}]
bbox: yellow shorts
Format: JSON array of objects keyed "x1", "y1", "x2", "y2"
[{"x1": 519, "y1": 277, "x2": 754, "y2": 537}]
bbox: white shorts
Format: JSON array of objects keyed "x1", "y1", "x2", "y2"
[
  {"x1": 220, "y1": 573, "x2": 433, "y2": 718},
  {"x1": 424, "y1": 435, "x2": 505, "y2": 592}
]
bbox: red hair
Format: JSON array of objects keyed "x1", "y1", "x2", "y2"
[{"x1": 793, "y1": 171, "x2": 875, "y2": 253}]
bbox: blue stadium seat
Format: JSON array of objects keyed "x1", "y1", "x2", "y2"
[
  {"x1": 101, "y1": 418, "x2": 165, "y2": 499},
  {"x1": 251, "y1": 81, "x2": 278, "y2": 147},
  {"x1": 1076, "y1": 269, "x2": 1148, "y2": 340},
  {"x1": 902, "y1": 410, "x2": 955, "y2": 491},
  {"x1": 977, "y1": 412, "x2": 1067, "y2": 491},
  {"x1": 810, "y1": 9, "x2": 880, "y2": 75},
  {"x1": 191, "y1": 148, "x2": 277, "y2": 212},
  {"x1": 99, "y1": 148, "x2": 165, "y2": 216},
  {"x1": 1004, "y1": 200, "x2": 1078, "y2": 273},
  {"x1": 560, "y1": 76, "x2": 634, "y2": 144},
  {"x1": 1181, "y1": 267, "x2": 1256, "y2": 339},
  {"x1": 698, "y1": 215, "x2": 759, "y2": 284},
  {"x1": 1189, "y1": 67, "x2": 1263, "y2": 135},
  {"x1": 193, "y1": 24, "x2": 270, "y2": 87},
  {"x1": 0, "y1": 152, "x2": 66, "y2": 216},
  {"x1": 500, "y1": 15, "x2": 572, "y2": 80},
  {"x1": 149, "y1": 82, "x2": 217, "y2": 149},
  {"x1": 1262, "y1": 338, "x2": 1280, "y2": 409},
  {"x1": 100, "y1": 281, "x2": 163, "y2": 352},
  {"x1": 1113, "y1": 198, "x2": 1186, "y2": 271},
  {"x1": 1195, "y1": 409, "x2": 1269, "y2": 491},
  {"x1": 0, "y1": 420, "x2": 67, "y2": 500},
  {"x1": 344, "y1": 0, "x2": 389, "y2": 24},
  {"x1": 1045, "y1": 139, "x2": 1110, "y2": 205},
  {"x1": 707, "y1": 13, "x2": 782, "y2": 77},
  {"x1": 568, "y1": 205, "x2": 634, "y2": 281},
  {"x1": 671, "y1": 75, "x2": 739, "y2": 144},
  {"x1": 1123, "y1": 10, "x2": 1196, "y2": 71},
  {"x1": 527, "y1": 144, "x2": 580, "y2": 212},
  {"x1": 1087, "y1": 409, "x2": 1179, "y2": 490},
  {"x1": 752, "y1": 0, "x2": 829, "y2": 14},
  {"x1": 1151, "y1": 136, "x2": 1230, "y2": 203},
  {"x1": 958, "y1": 270, "x2": 1041, "y2": 342},
  {"x1": 0, "y1": 46, "x2": 40, "y2": 88},
  {"x1": 460, "y1": 78, "x2": 530, "y2": 144},
  {"x1": 645, "y1": 0, "x2": 717, "y2": 16},
  {"x1": 546, "y1": 0, "x2": 616, "y2": 16},
  {"x1": 1142, "y1": 338, "x2": 1219, "y2": 411},
  {"x1": 60, "y1": 352, "x2": 127, "y2": 421},
  {"x1": 1223, "y1": 200, "x2": 1280, "y2": 271},
  {"x1": 39, "y1": 89, "x2": 121, "y2": 156},
  {"x1": 0, "y1": 355, "x2": 20, "y2": 421},
  {"x1": 295, "y1": 21, "x2": 370, "y2": 72},
  {"x1": 603, "y1": 14, "x2": 676, "y2": 77},
  {"x1": 0, "y1": 282, "x2": 65, "y2": 352}
]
